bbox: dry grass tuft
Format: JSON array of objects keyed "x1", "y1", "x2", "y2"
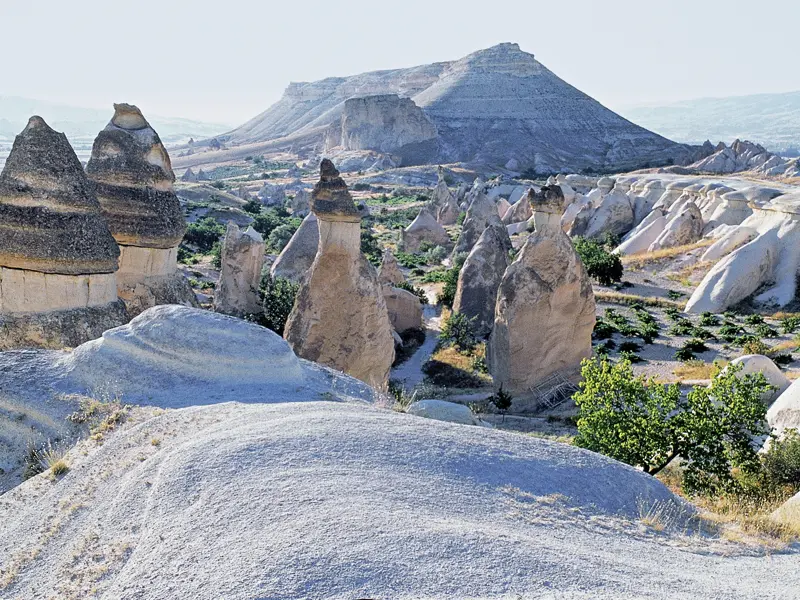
[
  {"x1": 595, "y1": 291, "x2": 685, "y2": 310},
  {"x1": 621, "y1": 240, "x2": 714, "y2": 268},
  {"x1": 673, "y1": 359, "x2": 727, "y2": 381},
  {"x1": 49, "y1": 459, "x2": 69, "y2": 479}
]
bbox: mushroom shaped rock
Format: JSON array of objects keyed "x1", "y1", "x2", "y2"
[
  {"x1": 284, "y1": 160, "x2": 394, "y2": 387},
  {"x1": 0, "y1": 116, "x2": 127, "y2": 349},
  {"x1": 489, "y1": 189, "x2": 595, "y2": 409},
  {"x1": 86, "y1": 104, "x2": 196, "y2": 315}
]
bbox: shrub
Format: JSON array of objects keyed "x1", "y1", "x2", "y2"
[
  {"x1": 259, "y1": 275, "x2": 299, "y2": 336},
  {"x1": 242, "y1": 199, "x2": 262, "y2": 214},
  {"x1": 745, "y1": 314, "x2": 765, "y2": 325},
  {"x1": 184, "y1": 217, "x2": 225, "y2": 251},
  {"x1": 669, "y1": 318, "x2": 695, "y2": 337},
  {"x1": 781, "y1": 315, "x2": 800, "y2": 334},
  {"x1": 619, "y1": 350, "x2": 643, "y2": 363},
  {"x1": 267, "y1": 223, "x2": 298, "y2": 253},
  {"x1": 396, "y1": 281, "x2": 427, "y2": 304},
  {"x1": 574, "y1": 359, "x2": 771, "y2": 493},
  {"x1": 741, "y1": 337, "x2": 770, "y2": 356},
  {"x1": 360, "y1": 226, "x2": 381, "y2": 265},
  {"x1": 592, "y1": 317, "x2": 616, "y2": 340},
  {"x1": 638, "y1": 323, "x2": 659, "y2": 344},
  {"x1": 773, "y1": 353, "x2": 794, "y2": 366},
  {"x1": 440, "y1": 312, "x2": 477, "y2": 352},
  {"x1": 424, "y1": 245, "x2": 448, "y2": 265},
  {"x1": 395, "y1": 252, "x2": 424, "y2": 269},
  {"x1": 618, "y1": 341, "x2": 642, "y2": 353},
  {"x1": 666, "y1": 290, "x2": 685, "y2": 300},
  {"x1": 674, "y1": 346, "x2": 696, "y2": 362},
  {"x1": 755, "y1": 323, "x2": 779, "y2": 339},
  {"x1": 436, "y1": 265, "x2": 461, "y2": 308},
  {"x1": 456, "y1": 212, "x2": 467, "y2": 226},
  {"x1": 210, "y1": 242, "x2": 222, "y2": 270},
  {"x1": 699, "y1": 312, "x2": 720, "y2": 327},
  {"x1": 572, "y1": 237, "x2": 623, "y2": 286},
  {"x1": 489, "y1": 386, "x2": 513, "y2": 419},
  {"x1": 210, "y1": 180, "x2": 225, "y2": 190},
  {"x1": 683, "y1": 338, "x2": 708, "y2": 353},
  {"x1": 719, "y1": 322, "x2": 745, "y2": 342},
  {"x1": 251, "y1": 210, "x2": 283, "y2": 237},
  {"x1": 763, "y1": 431, "x2": 800, "y2": 488},
  {"x1": 420, "y1": 268, "x2": 448, "y2": 284},
  {"x1": 663, "y1": 307, "x2": 682, "y2": 321}
]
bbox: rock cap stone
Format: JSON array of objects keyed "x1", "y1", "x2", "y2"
[{"x1": 310, "y1": 159, "x2": 360, "y2": 222}]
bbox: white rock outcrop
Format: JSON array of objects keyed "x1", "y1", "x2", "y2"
[
  {"x1": 406, "y1": 399, "x2": 482, "y2": 425},
  {"x1": 489, "y1": 186, "x2": 595, "y2": 409},
  {"x1": 400, "y1": 206, "x2": 450, "y2": 253},
  {"x1": 270, "y1": 213, "x2": 319, "y2": 283},
  {"x1": 377, "y1": 249, "x2": 404, "y2": 286},
  {"x1": 213, "y1": 223, "x2": 265, "y2": 317},
  {"x1": 727, "y1": 354, "x2": 790, "y2": 404}
]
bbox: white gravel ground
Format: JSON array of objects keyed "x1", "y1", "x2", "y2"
[{"x1": 1, "y1": 400, "x2": 798, "y2": 599}]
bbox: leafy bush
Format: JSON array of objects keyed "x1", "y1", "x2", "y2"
[
  {"x1": 683, "y1": 338, "x2": 708, "y2": 353},
  {"x1": 420, "y1": 268, "x2": 449, "y2": 284},
  {"x1": 242, "y1": 199, "x2": 262, "y2": 214},
  {"x1": 456, "y1": 212, "x2": 467, "y2": 226},
  {"x1": 741, "y1": 337, "x2": 770, "y2": 355},
  {"x1": 360, "y1": 226, "x2": 381, "y2": 265},
  {"x1": 572, "y1": 237, "x2": 623, "y2": 286},
  {"x1": 259, "y1": 275, "x2": 299, "y2": 336},
  {"x1": 663, "y1": 307, "x2": 682, "y2": 321},
  {"x1": 773, "y1": 353, "x2": 794, "y2": 366},
  {"x1": 755, "y1": 323, "x2": 779, "y2": 339},
  {"x1": 184, "y1": 217, "x2": 225, "y2": 251},
  {"x1": 395, "y1": 252, "x2": 424, "y2": 268},
  {"x1": 593, "y1": 318, "x2": 616, "y2": 340},
  {"x1": 781, "y1": 315, "x2": 800, "y2": 334},
  {"x1": 618, "y1": 341, "x2": 642, "y2": 353},
  {"x1": 745, "y1": 314, "x2": 765, "y2": 325},
  {"x1": 666, "y1": 290, "x2": 685, "y2": 300},
  {"x1": 574, "y1": 359, "x2": 771, "y2": 493},
  {"x1": 267, "y1": 223, "x2": 298, "y2": 253},
  {"x1": 251, "y1": 209, "x2": 285, "y2": 237},
  {"x1": 669, "y1": 318, "x2": 695, "y2": 337},
  {"x1": 436, "y1": 266, "x2": 461, "y2": 308},
  {"x1": 210, "y1": 241, "x2": 222, "y2": 270},
  {"x1": 423, "y1": 245, "x2": 448, "y2": 265},
  {"x1": 674, "y1": 346, "x2": 696, "y2": 361},
  {"x1": 699, "y1": 312, "x2": 720, "y2": 327},
  {"x1": 440, "y1": 312, "x2": 477, "y2": 352},
  {"x1": 763, "y1": 431, "x2": 800, "y2": 487},
  {"x1": 396, "y1": 281, "x2": 427, "y2": 305},
  {"x1": 210, "y1": 180, "x2": 225, "y2": 190},
  {"x1": 489, "y1": 386, "x2": 513, "y2": 419},
  {"x1": 637, "y1": 323, "x2": 659, "y2": 344},
  {"x1": 619, "y1": 350, "x2": 643, "y2": 363},
  {"x1": 719, "y1": 322, "x2": 746, "y2": 342}
]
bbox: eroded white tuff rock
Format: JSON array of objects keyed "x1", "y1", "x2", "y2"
[
  {"x1": 325, "y1": 94, "x2": 438, "y2": 166},
  {"x1": 502, "y1": 189, "x2": 534, "y2": 225},
  {"x1": 727, "y1": 354, "x2": 790, "y2": 405},
  {"x1": 214, "y1": 224, "x2": 265, "y2": 317},
  {"x1": 382, "y1": 285, "x2": 423, "y2": 333},
  {"x1": 452, "y1": 225, "x2": 511, "y2": 338},
  {"x1": 454, "y1": 181, "x2": 504, "y2": 256},
  {"x1": 270, "y1": 213, "x2": 319, "y2": 283},
  {"x1": 647, "y1": 201, "x2": 703, "y2": 251},
  {"x1": 767, "y1": 378, "x2": 800, "y2": 439},
  {"x1": 290, "y1": 188, "x2": 311, "y2": 216},
  {"x1": 86, "y1": 104, "x2": 197, "y2": 316},
  {"x1": 284, "y1": 160, "x2": 394, "y2": 387},
  {"x1": 430, "y1": 167, "x2": 459, "y2": 225},
  {"x1": 258, "y1": 182, "x2": 286, "y2": 207},
  {"x1": 0, "y1": 116, "x2": 128, "y2": 349},
  {"x1": 401, "y1": 206, "x2": 450, "y2": 253},
  {"x1": 579, "y1": 181, "x2": 635, "y2": 239},
  {"x1": 378, "y1": 249, "x2": 404, "y2": 286},
  {"x1": 689, "y1": 139, "x2": 800, "y2": 178},
  {"x1": 489, "y1": 186, "x2": 595, "y2": 409}
]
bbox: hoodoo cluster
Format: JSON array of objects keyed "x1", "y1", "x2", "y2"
[{"x1": 0, "y1": 106, "x2": 196, "y2": 349}]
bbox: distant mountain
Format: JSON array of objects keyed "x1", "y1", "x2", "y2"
[
  {"x1": 0, "y1": 96, "x2": 232, "y2": 164},
  {"x1": 621, "y1": 92, "x2": 800, "y2": 156},
  {"x1": 181, "y1": 43, "x2": 707, "y2": 174}
]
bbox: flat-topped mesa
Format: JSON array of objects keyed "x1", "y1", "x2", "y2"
[
  {"x1": 285, "y1": 160, "x2": 395, "y2": 387},
  {"x1": 0, "y1": 116, "x2": 127, "y2": 349},
  {"x1": 310, "y1": 159, "x2": 361, "y2": 223},
  {"x1": 86, "y1": 104, "x2": 196, "y2": 316}
]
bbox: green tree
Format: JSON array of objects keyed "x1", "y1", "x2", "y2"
[
  {"x1": 574, "y1": 359, "x2": 771, "y2": 494},
  {"x1": 572, "y1": 237, "x2": 623, "y2": 286},
  {"x1": 184, "y1": 217, "x2": 225, "y2": 252},
  {"x1": 267, "y1": 223, "x2": 298, "y2": 253},
  {"x1": 242, "y1": 199, "x2": 262, "y2": 215},
  {"x1": 440, "y1": 312, "x2": 477, "y2": 352},
  {"x1": 259, "y1": 275, "x2": 299, "y2": 336}
]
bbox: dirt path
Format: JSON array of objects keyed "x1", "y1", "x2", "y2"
[{"x1": 390, "y1": 287, "x2": 441, "y2": 391}]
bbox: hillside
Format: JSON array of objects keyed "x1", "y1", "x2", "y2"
[
  {"x1": 181, "y1": 43, "x2": 706, "y2": 173},
  {"x1": 622, "y1": 91, "x2": 800, "y2": 155}
]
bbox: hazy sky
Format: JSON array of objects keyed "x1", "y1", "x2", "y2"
[{"x1": 2, "y1": 0, "x2": 799, "y2": 125}]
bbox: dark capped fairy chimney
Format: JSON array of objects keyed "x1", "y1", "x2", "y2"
[
  {"x1": 0, "y1": 116, "x2": 128, "y2": 349},
  {"x1": 284, "y1": 159, "x2": 394, "y2": 387},
  {"x1": 86, "y1": 103, "x2": 197, "y2": 315}
]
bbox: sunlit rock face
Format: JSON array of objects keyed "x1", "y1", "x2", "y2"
[
  {"x1": 86, "y1": 104, "x2": 196, "y2": 315},
  {"x1": 325, "y1": 94, "x2": 438, "y2": 166},
  {"x1": 0, "y1": 116, "x2": 127, "y2": 349}
]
